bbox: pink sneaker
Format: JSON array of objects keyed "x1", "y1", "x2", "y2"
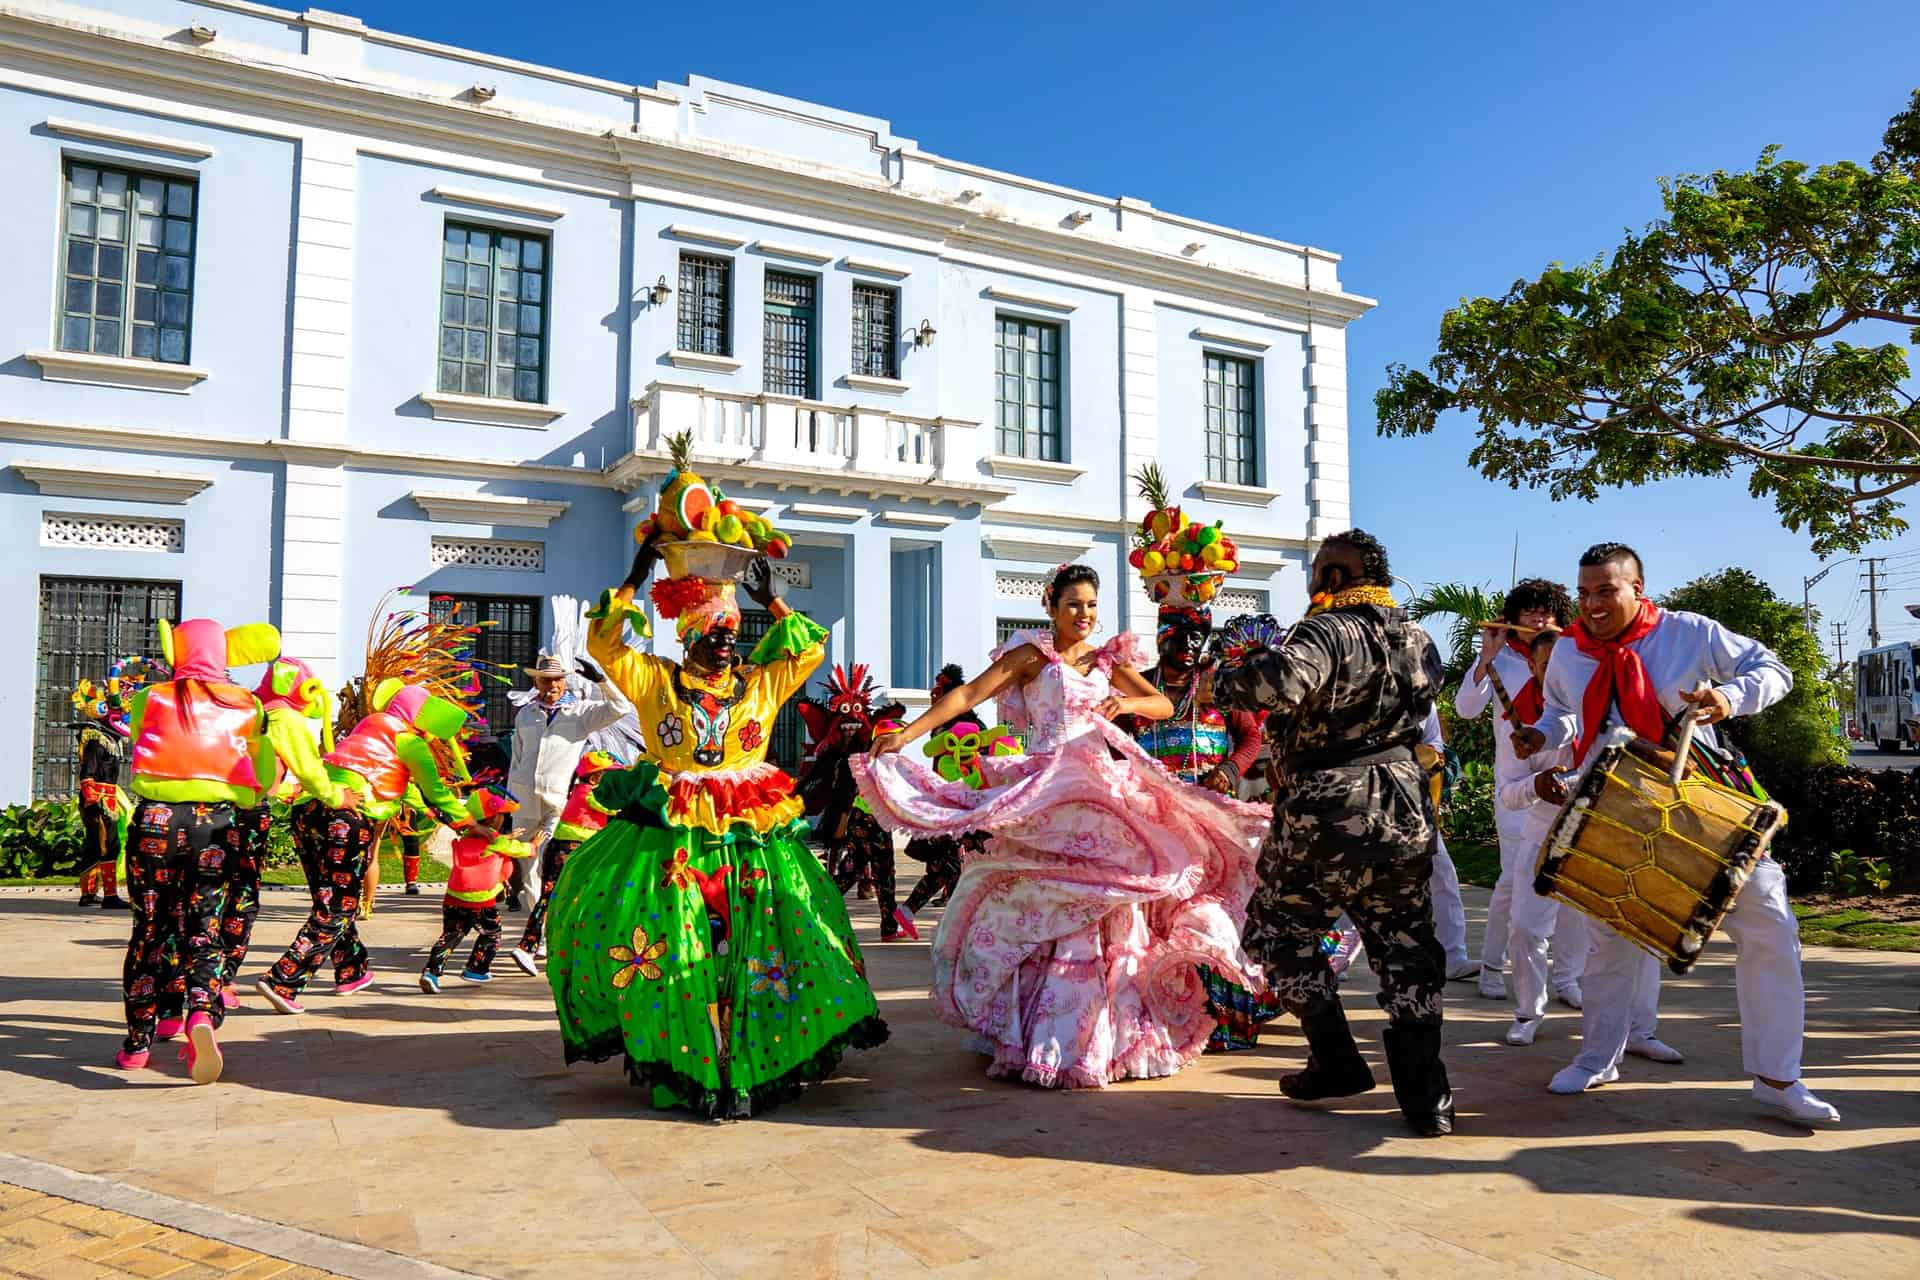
[
  {"x1": 335, "y1": 971, "x2": 375, "y2": 997},
  {"x1": 154, "y1": 1016, "x2": 185, "y2": 1042},
  {"x1": 182, "y1": 1012, "x2": 222, "y2": 1085},
  {"x1": 114, "y1": 1048, "x2": 149, "y2": 1070},
  {"x1": 254, "y1": 978, "x2": 304, "y2": 1016},
  {"x1": 220, "y1": 985, "x2": 241, "y2": 1011},
  {"x1": 891, "y1": 908, "x2": 920, "y2": 941}
]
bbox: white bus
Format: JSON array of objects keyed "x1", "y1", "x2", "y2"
[{"x1": 1856, "y1": 640, "x2": 1919, "y2": 752}]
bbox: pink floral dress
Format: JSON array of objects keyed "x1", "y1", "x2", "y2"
[{"x1": 852, "y1": 630, "x2": 1270, "y2": 1087}]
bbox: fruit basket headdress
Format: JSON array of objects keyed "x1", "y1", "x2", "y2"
[
  {"x1": 635, "y1": 431, "x2": 795, "y2": 639},
  {"x1": 1128, "y1": 464, "x2": 1242, "y2": 620}
]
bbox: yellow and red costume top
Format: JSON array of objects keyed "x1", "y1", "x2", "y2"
[
  {"x1": 126, "y1": 619, "x2": 281, "y2": 807},
  {"x1": 322, "y1": 680, "x2": 470, "y2": 824},
  {"x1": 587, "y1": 591, "x2": 826, "y2": 837}
]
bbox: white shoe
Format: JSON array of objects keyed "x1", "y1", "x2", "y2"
[
  {"x1": 1548, "y1": 1062, "x2": 1619, "y2": 1094},
  {"x1": 510, "y1": 947, "x2": 539, "y2": 977},
  {"x1": 1503, "y1": 1018, "x2": 1539, "y2": 1046},
  {"x1": 535, "y1": 942, "x2": 547, "y2": 960},
  {"x1": 1445, "y1": 959, "x2": 1481, "y2": 982},
  {"x1": 1554, "y1": 985, "x2": 1583, "y2": 1010},
  {"x1": 1752, "y1": 1080, "x2": 1840, "y2": 1126},
  {"x1": 1477, "y1": 973, "x2": 1507, "y2": 1000},
  {"x1": 1625, "y1": 1036, "x2": 1684, "y2": 1064}
]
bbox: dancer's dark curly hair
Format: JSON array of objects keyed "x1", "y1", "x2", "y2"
[
  {"x1": 932, "y1": 663, "x2": 965, "y2": 692},
  {"x1": 1504, "y1": 577, "x2": 1574, "y2": 627},
  {"x1": 1319, "y1": 529, "x2": 1392, "y2": 588},
  {"x1": 1042, "y1": 563, "x2": 1100, "y2": 609}
]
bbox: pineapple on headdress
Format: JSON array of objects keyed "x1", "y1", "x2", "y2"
[
  {"x1": 1128, "y1": 464, "x2": 1241, "y2": 611},
  {"x1": 635, "y1": 431, "x2": 794, "y2": 567}
]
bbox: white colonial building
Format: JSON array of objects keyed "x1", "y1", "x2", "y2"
[{"x1": 0, "y1": 0, "x2": 1372, "y2": 799}]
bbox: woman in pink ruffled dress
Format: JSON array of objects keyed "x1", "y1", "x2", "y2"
[{"x1": 855, "y1": 564, "x2": 1270, "y2": 1087}]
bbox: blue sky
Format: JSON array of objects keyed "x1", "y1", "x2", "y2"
[{"x1": 354, "y1": 0, "x2": 1920, "y2": 652}]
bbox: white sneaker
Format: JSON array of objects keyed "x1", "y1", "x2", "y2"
[
  {"x1": 535, "y1": 942, "x2": 547, "y2": 960},
  {"x1": 1752, "y1": 1080, "x2": 1840, "y2": 1126},
  {"x1": 1554, "y1": 985, "x2": 1583, "y2": 1010},
  {"x1": 1548, "y1": 1062, "x2": 1619, "y2": 1094},
  {"x1": 1445, "y1": 959, "x2": 1481, "y2": 982},
  {"x1": 1503, "y1": 1018, "x2": 1539, "y2": 1046},
  {"x1": 510, "y1": 947, "x2": 539, "y2": 977},
  {"x1": 1626, "y1": 1036, "x2": 1684, "y2": 1064},
  {"x1": 1478, "y1": 973, "x2": 1508, "y2": 1000}
]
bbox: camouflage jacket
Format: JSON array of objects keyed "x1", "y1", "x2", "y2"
[{"x1": 1213, "y1": 605, "x2": 1443, "y2": 860}]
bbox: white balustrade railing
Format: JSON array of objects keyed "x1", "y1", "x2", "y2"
[{"x1": 635, "y1": 382, "x2": 975, "y2": 486}]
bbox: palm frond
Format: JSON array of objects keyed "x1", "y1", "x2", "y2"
[{"x1": 1408, "y1": 582, "x2": 1507, "y2": 679}]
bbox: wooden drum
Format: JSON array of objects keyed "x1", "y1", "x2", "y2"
[{"x1": 1533, "y1": 737, "x2": 1786, "y2": 974}]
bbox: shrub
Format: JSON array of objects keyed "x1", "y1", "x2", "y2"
[
  {"x1": 1442, "y1": 760, "x2": 1497, "y2": 844},
  {"x1": 1770, "y1": 764, "x2": 1920, "y2": 893},
  {"x1": 0, "y1": 799, "x2": 86, "y2": 879}
]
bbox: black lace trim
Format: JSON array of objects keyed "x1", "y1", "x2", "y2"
[{"x1": 563, "y1": 1015, "x2": 889, "y2": 1119}]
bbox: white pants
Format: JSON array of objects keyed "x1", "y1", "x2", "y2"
[
  {"x1": 1499, "y1": 825, "x2": 1586, "y2": 1004},
  {"x1": 1482, "y1": 864, "x2": 1515, "y2": 975},
  {"x1": 1568, "y1": 858, "x2": 1803, "y2": 1079},
  {"x1": 1429, "y1": 831, "x2": 1468, "y2": 968}
]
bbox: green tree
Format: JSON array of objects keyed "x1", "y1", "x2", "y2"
[
  {"x1": 1378, "y1": 90, "x2": 1920, "y2": 555},
  {"x1": 1409, "y1": 582, "x2": 1505, "y2": 768},
  {"x1": 1658, "y1": 568, "x2": 1847, "y2": 781}
]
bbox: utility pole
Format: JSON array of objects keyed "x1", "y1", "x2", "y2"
[
  {"x1": 1831, "y1": 621, "x2": 1848, "y2": 675},
  {"x1": 1803, "y1": 562, "x2": 1839, "y2": 636},
  {"x1": 1861, "y1": 557, "x2": 1886, "y2": 648}
]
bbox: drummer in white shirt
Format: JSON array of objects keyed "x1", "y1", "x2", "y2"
[
  {"x1": 1456, "y1": 579, "x2": 1585, "y2": 1004},
  {"x1": 1515, "y1": 542, "x2": 1839, "y2": 1125}
]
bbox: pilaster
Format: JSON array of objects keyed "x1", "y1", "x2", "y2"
[
  {"x1": 1118, "y1": 289, "x2": 1160, "y2": 637},
  {"x1": 1305, "y1": 319, "x2": 1351, "y2": 542}
]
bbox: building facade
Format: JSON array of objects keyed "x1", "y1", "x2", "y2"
[{"x1": 0, "y1": 0, "x2": 1372, "y2": 801}]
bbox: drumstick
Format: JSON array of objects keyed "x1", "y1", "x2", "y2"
[
  {"x1": 1668, "y1": 681, "x2": 1708, "y2": 786},
  {"x1": 1485, "y1": 663, "x2": 1521, "y2": 723}
]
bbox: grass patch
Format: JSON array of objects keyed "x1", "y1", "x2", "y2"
[
  {"x1": 1792, "y1": 905, "x2": 1920, "y2": 953},
  {"x1": 261, "y1": 852, "x2": 450, "y2": 887},
  {"x1": 1448, "y1": 838, "x2": 1500, "y2": 888}
]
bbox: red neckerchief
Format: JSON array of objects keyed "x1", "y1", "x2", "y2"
[
  {"x1": 1502, "y1": 634, "x2": 1544, "y2": 725},
  {"x1": 1567, "y1": 599, "x2": 1664, "y2": 763}
]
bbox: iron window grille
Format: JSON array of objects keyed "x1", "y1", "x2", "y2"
[
  {"x1": 762, "y1": 270, "x2": 818, "y2": 398},
  {"x1": 34, "y1": 576, "x2": 180, "y2": 799},
  {"x1": 851, "y1": 283, "x2": 898, "y2": 380},
  {"x1": 994, "y1": 315, "x2": 1063, "y2": 461},
  {"x1": 1203, "y1": 352, "x2": 1258, "y2": 485},
  {"x1": 738, "y1": 609, "x2": 806, "y2": 767},
  {"x1": 677, "y1": 253, "x2": 732, "y2": 356},
  {"x1": 59, "y1": 161, "x2": 197, "y2": 363},
  {"x1": 428, "y1": 594, "x2": 541, "y2": 738},
  {"x1": 439, "y1": 223, "x2": 549, "y2": 402},
  {"x1": 995, "y1": 618, "x2": 1048, "y2": 646}
]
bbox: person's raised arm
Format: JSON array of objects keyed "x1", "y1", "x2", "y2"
[
  {"x1": 870, "y1": 646, "x2": 1042, "y2": 755},
  {"x1": 1687, "y1": 616, "x2": 1791, "y2": 725}
]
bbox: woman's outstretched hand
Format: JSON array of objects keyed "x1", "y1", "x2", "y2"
[{"x1": 869, "y1": 730, "x2": 908, "y2": 758}]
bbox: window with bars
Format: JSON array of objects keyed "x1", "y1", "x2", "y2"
[
  {"x1": 995, "y1": 618, "x2": 1048, "y2": 646},
  {"x1": 738, "y1": 609, "x2": 806, "y2": 767},
  {"x1": 33, "y1": 576, "x2": 180, "y2": 799},
  {"x1": 427, "y1": 594, "x2": 541, "y2": 738},
  {"x1": 438, "y1": 223, "x2": 549, "y2": 402},
  {"x1": 677, "y1": 253, "x2": 732, "y2": 356},
  {"x1": 994, "y1": 315, "x2": 1063, "y2": 461},
  {"x1": 851, "y1": 283, "x2": 898, "y2": 380},
  {"x1": 59, "y1": 161, "x2": 196, "y2": 364},
  {"x1": 1203, "y1": 353, "x2": 1258, "y2": 485},
  {"x1": 763, "y1": 270, "x2": 818, "y2": 398}
]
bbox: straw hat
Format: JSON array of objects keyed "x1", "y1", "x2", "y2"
[{"x1": 529, "y1": 654, "x2": 568, "y2": 681}]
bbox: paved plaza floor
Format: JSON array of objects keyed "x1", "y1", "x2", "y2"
[{"x1": 1, "y1": 880, "x2": 1916, "y2": 1279}]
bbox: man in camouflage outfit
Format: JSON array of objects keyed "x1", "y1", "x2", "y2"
[{"x1": 1210, "y1": 529, "x2": 1454, "y2": 1136}]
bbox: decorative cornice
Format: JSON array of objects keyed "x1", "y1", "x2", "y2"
[
  {"x1": 1193, "y1": 480, "x2": 1282, "y2": 507},
  {"x1": 1191, "y1": 327, "x2": 1272, "y2": 352},
  {"x1": 418, "y1": 391, "x2": 565, "y2": 429},
  {"x1": 666, "y1": 224, "x2": 747, "y2": 249},
  {"x1": 410, "y1": 490, "x2": 571, "y2": 528},
  {"x1": 983, "y1": 285, "x2": 1077, "y2": 313},
  {"x1": 25, "y1": 349, "x2": 208, "y2": 394},
  {"x1": 878, "y1": 511, "x2": 955, "y2": 529},
  {"x1": 843, "y1": 374, "x2": 910, "y2": 396},
  {"x1": 840, "y1": 255, "x2": 911, "y2": 279},
  {"x1": 666, "y1": 350, "x2": 743, "y2": 373},
  {"x1": 982, "y1": 455, "x2": 1087, "y2": 484},
  {"x1": 982, "y1": 531, "x2": 1095, "y2": 563},
  {"x1": 786, "y1": 502, "x2": 865, "y2": 521},
  {"x1": 11, "y1": 459, "x2": 214, "y2": 504},
  {"x1": 428, "y1": 185, "x2": 567, "y2": 220},
  {"x1": 44, "y1": 115, "x2": 213, "y2": 159},
  {"x1": 751, "y1": 239, "x2": 833, "y2": 264}
]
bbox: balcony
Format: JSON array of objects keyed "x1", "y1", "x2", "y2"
[{"x1": 618, "y1": 381, "x2": 1009, "y2": 505}]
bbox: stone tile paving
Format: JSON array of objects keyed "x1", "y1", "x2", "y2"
[
  {"x1": 0, "y1": 1182, "x2": 339, "y2": 1278},
  {"x1": 1, "y1": 879, "x2": 1917, "y2": 1279}
]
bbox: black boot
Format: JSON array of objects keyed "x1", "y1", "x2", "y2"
[
  {"x1": 1382, "y1": 1023, "x2": 1454, "y2": 1137},
  {"x1": 1280, "y1": 1002, "x2": 1376, "y2": 1101}
]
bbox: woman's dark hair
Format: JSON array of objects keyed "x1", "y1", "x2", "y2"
[
  {"x1": 1042, "y1": 563, "x2": 1100, "y2": 609},
  {"x1": 1320, "y1": 529, "x2": 1392, "y2": 588},
  {"x1": 933, "y1": 663, "x2": 965, "y2": 691},
  {"x1": 1505, "y1": 578, "x2": 1574, "y2": 627}
]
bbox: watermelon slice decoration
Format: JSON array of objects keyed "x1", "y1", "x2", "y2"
[{"x1": 673, "y1": 479, "x2": 714, "y2": 534}]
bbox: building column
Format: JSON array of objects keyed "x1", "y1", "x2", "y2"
[
  {"x1": 1305, "y1": 319, "x2": 1352, "y2": 543},
  {"x1": 278, "y1": 130, "x2": 357, "y2": 680},
  {"x1": 846, "y1": 528, "x2": 892, "y2": 687},
  {"x1": 1119, "y1": 288, "x2": 1160, "y2": 637}
]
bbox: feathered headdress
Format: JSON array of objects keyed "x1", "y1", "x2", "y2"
[{"x1": 335, "y1": 590, "x2": 515, "y2": 776}]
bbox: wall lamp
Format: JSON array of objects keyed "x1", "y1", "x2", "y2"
[
  {"x1": 647, "y1": 276, "x2": 674, "y2": 306},
  {"x1": 913, "y1": 318, "x2": 937, "y2": 348}
]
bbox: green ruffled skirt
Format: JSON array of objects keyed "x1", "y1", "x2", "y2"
[{"x1": 547, "y1": 814, "x2": 888, "y2": 1118}]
